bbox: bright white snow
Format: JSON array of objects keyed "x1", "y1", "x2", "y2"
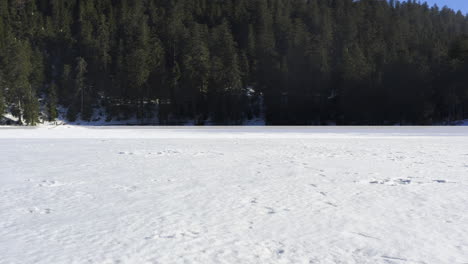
[{"x1": 0, "y1": 127, "x2": 467, "y2": 264}]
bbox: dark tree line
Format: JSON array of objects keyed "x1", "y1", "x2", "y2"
[{"x1": 1, "y1": 0, "x2": 468, "y2": 125}]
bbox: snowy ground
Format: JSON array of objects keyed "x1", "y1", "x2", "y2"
[{"x1": 0, "y1": 127, "x2": 467, "y2": 264}]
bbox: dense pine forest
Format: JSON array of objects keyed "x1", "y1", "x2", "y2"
[{"x1": 1, "y1": 0, "x2": 468, "y2": 125}]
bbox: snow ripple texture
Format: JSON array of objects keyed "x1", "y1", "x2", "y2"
[{"x1": 0, "y1": 127, "x2": 467, "y2": 264}]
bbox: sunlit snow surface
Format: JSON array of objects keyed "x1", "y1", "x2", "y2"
[{"x1": 0, "y1": 127, "x2": 467, "y2": 264}]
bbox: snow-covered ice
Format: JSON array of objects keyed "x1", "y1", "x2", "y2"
[{"x1": 0, "y1": 127, "x2": 467, "y2": 264}]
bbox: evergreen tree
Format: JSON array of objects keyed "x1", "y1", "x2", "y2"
[
  {"x1": 210, "y1": 20, "x2": 242, "y2": 94},
  {"x1": 0, "y1": 81, "x2": 4, "y2": 117},
  {"x1": 4, "y1": 40, "x2": 39, "y2": 125},
  {"x1": 75, "y1": 57, "x2": 91, "y2": 120},
  {"x1": 23, "y1": 89, "x2": 40, "y2": 125},
  {"x1": 67, "y1": 57, "x2": 89, "y2": 121},
  {"x1": 47, "y1": 83, "x2": 58, "y2": 122},
  {"x1": 181, "y1": 23, "x2": 210, "y2": 118},
  {"x1": 209, "y1": 20, "x2": 243, "y2": 122}
]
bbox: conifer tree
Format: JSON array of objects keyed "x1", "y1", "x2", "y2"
[
  {"x1": 23, "y1": 89, "x2": 39, "y2": 125},
  {"x1": 210, "y1": 20, "x2": 242, "y2": 94},
  {"x1": 47, "y1": 83, "x2": 58, "y2": 122},
  {"x1": 183, "y1": 23, "x2": 210, "y2": 95},
  {"x1": 4, "y1": 40, "x2": 38, "y2": 125},
  {"x1": 75, "y1": 57, "x2": 91, "y2": 120},
  {"x1": 0, "y1": 81, "x2": 4, "y2": 117},
  {"x1": 209, "y1": 20, "x2": 243, "y2": 121}
]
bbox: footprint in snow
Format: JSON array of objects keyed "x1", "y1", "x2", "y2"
[
  {"x1": 147, "y1": 230, "x2": 200, "y2": 240},
  {"x1": 369, "y1": 180, "x2": 384, "y2": 184},
  {"x1": 193, "y1": 151, "x2": 224, "y2": 157},
  {"x1": 352, "y1": 232, "x2": 380, "y2": 240},
  {"x1": 37, "y1": 180, "x2": 65, "y2": 188},
  {"x1": 325, "y1": 201, "x2": 338, "y2": 207},
  {"x1": 369, "y1": 178, "x2": 411, "y2": 185},
  {"x1": 265, "y1": 207, "x2": 276, "y2": 214},
  {"x1": 381, "y1": 255, "x2": 407, "y2": 262},
  {"x1": 433, "y1": 180, "x2": 457, "y2": 184},
  {"x1": 433, "y1": 180, "x2": 447, "y2": 183},
  {"x1": 28, "y1": 207, "x2": 52, "y2": 214},
  {"x1": 112, "y1": 185, "x2": 138, "y2": 192},
  {"x1": 74, "y1": 191, "x2": 94, "y2": 199},
  {"x1": 396, "y1": 179, "x2": 411, "y2": 185},
  {"x1": 153, "y1": 150, "x2": 181, "y2": 156}
]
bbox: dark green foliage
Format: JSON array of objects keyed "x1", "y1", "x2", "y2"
[
  {"x1": 0, "y1": 85, "x2": 4, "y2": 116},
  {"x1": 23, "y1": 90, "x2": 40, "y2": 126},
  {"x1": 450, "y1": 36, "x2": 468, "y2": 62},
  {"x1": 74, "y1": 57, "x2": 92, "y2": 121},
  {"x1": 0, "y1": 0, "x2": 468, "y2": 125},
  {"x1": 3, "y1": 40, "x2": 39, "y2": 125},
  {"x1": 47, "y1": 83, "x2": 58, "y2": 121}
]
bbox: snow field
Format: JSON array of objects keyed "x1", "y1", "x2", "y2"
[{"x1": 0, "y1": 127, "x2": 467, "y2": 264}]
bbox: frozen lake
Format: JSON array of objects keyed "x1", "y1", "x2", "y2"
[{"x1": 1, "y1": 127, "x2": 467, "y2": 264}]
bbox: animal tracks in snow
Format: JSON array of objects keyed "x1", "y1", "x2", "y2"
[
  {"x1": 381, "y1": 255, "x2": 408, "y2": 262},
  {"x1": 118, "y1": 149, "x2": 181, "y2": 157},
  {"x1": 363, "y1": 178, "x2": 456, "y2": 186},
  {"x1": 36, "y1": 180, "x2": 66, "y2": 188},
  {"x1": 247, "y1": 197, "x2": 291, "y2": 215},
  {"x1": 352, "y1": 232, "x2": 381, "y2": 241},
  {"x1": 27, "y1": 207, "x2": 52, "y2": 214},
  {"x1": 193, "y1": 151, "x2": 225, "y2": 157},
  {"x1": 144, "y1": 228, "x2": 202, "y2": 241},
  {"x1": 152, "y1": 150, "x2": 181, "y2": 156},
  {"x1": 112, "y1": 184, "x2": 138, "y2": 193},
  {"x1": 118, "y1": 151, "x2": 135, "y2": 155},
  {"x1": 265, "y1": 207, "x2": 276, "y2": 215},
  {"x1": 26, "y1": 179, "x2": 68, "y2": 188},
  {"x1": 117, "y1": 149, "x2": 225, "y2": 158},
  {"x1": 368, "y1": 178, "x2": 412, "y2": 185},
  {"x1": 433, "y1": 179, "x2": 447, "y2": 183}
]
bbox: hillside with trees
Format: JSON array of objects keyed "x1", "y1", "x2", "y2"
[{"x1": 1, "y1": 0, "x2": 468, "y2": 125}]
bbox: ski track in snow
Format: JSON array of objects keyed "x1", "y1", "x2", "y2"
[{"x1": 0, "y1": 127, "x2": 467, "y2": 264}]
